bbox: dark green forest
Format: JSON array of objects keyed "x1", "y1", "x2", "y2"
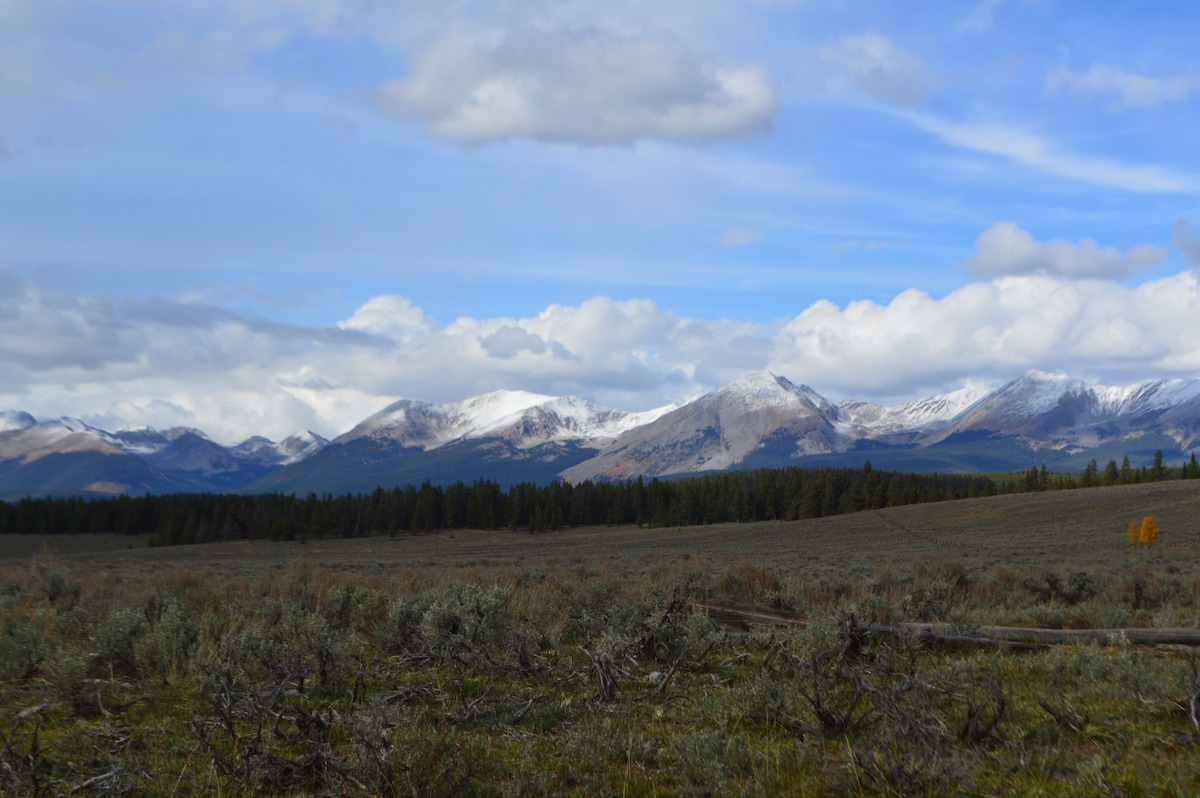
[{"x1": 2, "y1": 452, "x2": 1198, "y2": 545}]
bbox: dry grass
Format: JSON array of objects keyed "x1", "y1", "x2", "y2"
[
  {"x1": 3, "y1": 480, "x2": 1200, "y2": 796},
  {"x1": 8, "y1": 480, "x2": 1198, "y2": 614}
]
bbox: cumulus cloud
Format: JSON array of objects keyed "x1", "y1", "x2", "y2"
[
  {"x1": 963, "y1": 221, "x2": 1165, "y2": 279},
  {"x1": 375, "y1": 26, "x2": 776, "y2": 145},
  {"x1": 770, "y1": 270, "x2": 1200, "y2": 399},
  {"x1": 0, "y1": 273, "x2": 766, "y2": 441},
  {"x1": 479, "y1": 326, "x2": 574, "y2": 361},
  {"x1": 337, "y1": 294, "x2": 434, "y2": 342},
  {"x1": 1045, "y1": 63, "x2": 1200, "y2": 109},
  {"x1": 4, "y1": 259, "x2": 1200, "y2": 446},
  {"x1": 818, "y1": 33, "x2": 924, "y2": 105}
]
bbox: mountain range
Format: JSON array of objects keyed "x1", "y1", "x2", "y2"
[{"x1": 4, "y1": 369, "x2": 1200, "y2": 499}]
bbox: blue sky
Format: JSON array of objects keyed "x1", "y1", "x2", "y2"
[{"x1": 3, "y1": 0, "x2": 1200, "y2": 441}]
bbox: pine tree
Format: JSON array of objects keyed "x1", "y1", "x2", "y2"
[{"x1": 1082, "y1": 459, "x2": 1099, "y2": 488}]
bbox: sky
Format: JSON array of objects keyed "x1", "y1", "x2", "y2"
[{"x1": 3, "y1": 0, "x2": 1200, "y2": 443}]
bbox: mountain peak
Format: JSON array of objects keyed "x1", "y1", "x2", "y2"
[
  {"x1": 0, "y1": 411, "x2": 37, "y2": 433},
  {"x1": 720, "y1": 370, "x2": 794, "y2": 395},
  {"x1": 714, "y1": 371, "x2": 836, "y2": 416}
]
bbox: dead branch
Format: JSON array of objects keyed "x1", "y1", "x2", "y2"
[
  {"x1": 1036, "y1": 696, "x2": 1089, "y2": 732},
  {"x1": 578, "y1": 646, "x2": 617, "y2": 703}
]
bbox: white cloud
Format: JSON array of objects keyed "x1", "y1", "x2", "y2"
[
  {"x1": 818, "y1": 33, "x2": 924, "y2": 106},
  {"x1": 0, "y1": 273, "x2": 767, "y2": 441},
  {"x1": 1045, "y1": 63, "x2": 1200, "y2": 109},
  {"x1": 375, "y1": 26, "x2": 775, "y2": 145},
  {"x1": 6, "y1": 263, "x2": 1200, "y2": 442},
  {"x1": 903, "y1": 111, "x2": 1198, "y2": 193},
  {"x1": 963, "y1": 221, "x2": 1165, "y2": 279},
  {"x1": 337, "y1": 295, "x2": 435, "y2": 342},
  {"x1": 770, "y1": 270, "x2": 1200, "y2": 399}
]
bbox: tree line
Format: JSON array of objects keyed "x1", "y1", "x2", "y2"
[{"x1": 1, "y1": 452, "x2": 1197, "y2": 546}]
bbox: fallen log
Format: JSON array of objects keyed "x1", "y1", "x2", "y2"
[
  {"x1": 901, "y1": 623, "x2": 1200, "y2": 647},
  {"x1": 695, "y1": 600, "x2": 1200, "y2": 648},
  {"x1": 695, "y1": 598, "x2": 806, "y2": 633}
]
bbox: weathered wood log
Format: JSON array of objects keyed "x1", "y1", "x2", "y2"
[
  {"x1": 695, "y1": 599, "x2": 806, "y2": 633},
  {"x1": 695, "y1": 600, "x2": 1200, "y2": 648}
]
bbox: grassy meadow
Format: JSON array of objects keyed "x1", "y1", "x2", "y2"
[{"x1": 3, "y1": 479, "x2": 1200, "y2": 795}]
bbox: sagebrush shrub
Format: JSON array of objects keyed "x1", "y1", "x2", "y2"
[{"x1": 90, "y1": 607, "x2": 148, "y2": 678}]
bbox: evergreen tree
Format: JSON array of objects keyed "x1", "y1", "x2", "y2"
[{"x1": 1151, "y1": 450, "x2": 1166, "y2": 481}]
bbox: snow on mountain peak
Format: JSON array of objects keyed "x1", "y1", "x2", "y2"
[
  {"x1": 991, "y1": 370, "x2": 1091, "y2": 415},
  {"x1": 0, "y1": 411, "x2": 36, "y2": 433},
  {"x1": 0, "y1": 416, "x2": 125, "y2": 462},
  {"x1": 345, "y1": 388, "x2": 680, "y2": 451},
  {"x1": 722, "y1": 370, "x2": 792, "y2": 394},
  {"x1": 838, "y1": 384, "x2": 991, "y2": 433},
  {"x1": 984, "y1": 371, "x2": 1200, "y2": 420},
  {"x1": 715, "y1": 371, "x2": 837, "y2": 416}
]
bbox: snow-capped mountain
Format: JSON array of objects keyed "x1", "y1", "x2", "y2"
[
  {"x1": 836, "y1": 385, "x2": 989, "y2": 437},
  {"x1": 339, "y1": 390, "x2": 675, "y2": 451},
  {"x1": 0, "y1": 411, "x2": 36, "y2": 433},
  {"x1": 940, "y1": 370, "x2": 1200, "y2": 450},
  {"x1": 103, "y1": 426, "x2": 214, "y2": 456},
  {"x1": 0, "y1": 418, "x2": 125, "y2": 463},
  {"x1": 0, "y1": 416, "x2": 330, "y2": 497},
  {"x1": 562, "y1": 372, "x2": 846, "y2": 481},
  {"x1": 231, "y1": 431, "x2": 329, "y2": 466},
  {"x1": 5, "y1": 368, "x2": 1200, "y2": 498}
]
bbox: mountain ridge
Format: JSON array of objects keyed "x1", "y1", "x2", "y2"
[{"x1": 4, "y1": 369, "x2": 1200, "y2": 498}]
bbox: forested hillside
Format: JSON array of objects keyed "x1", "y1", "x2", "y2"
[{"x1": 3, "y1": 453, "x2": 1197, "y2": 545}]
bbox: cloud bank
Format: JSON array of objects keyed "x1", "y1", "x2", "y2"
[{"x1": 4, "y1": 256, "x2": 1200, "y2": 443}]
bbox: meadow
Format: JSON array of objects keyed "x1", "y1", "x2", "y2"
[{"x1": 3, "y1": 479, "x2": 1200, "y2": 795}]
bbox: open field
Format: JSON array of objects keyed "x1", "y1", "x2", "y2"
[
  {"x1": 4, "y1": 480, "x2": 1200, "y2": 795},
  {"x1": 7, "y1": 480, "x2": 1199, "y2": 604}
]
